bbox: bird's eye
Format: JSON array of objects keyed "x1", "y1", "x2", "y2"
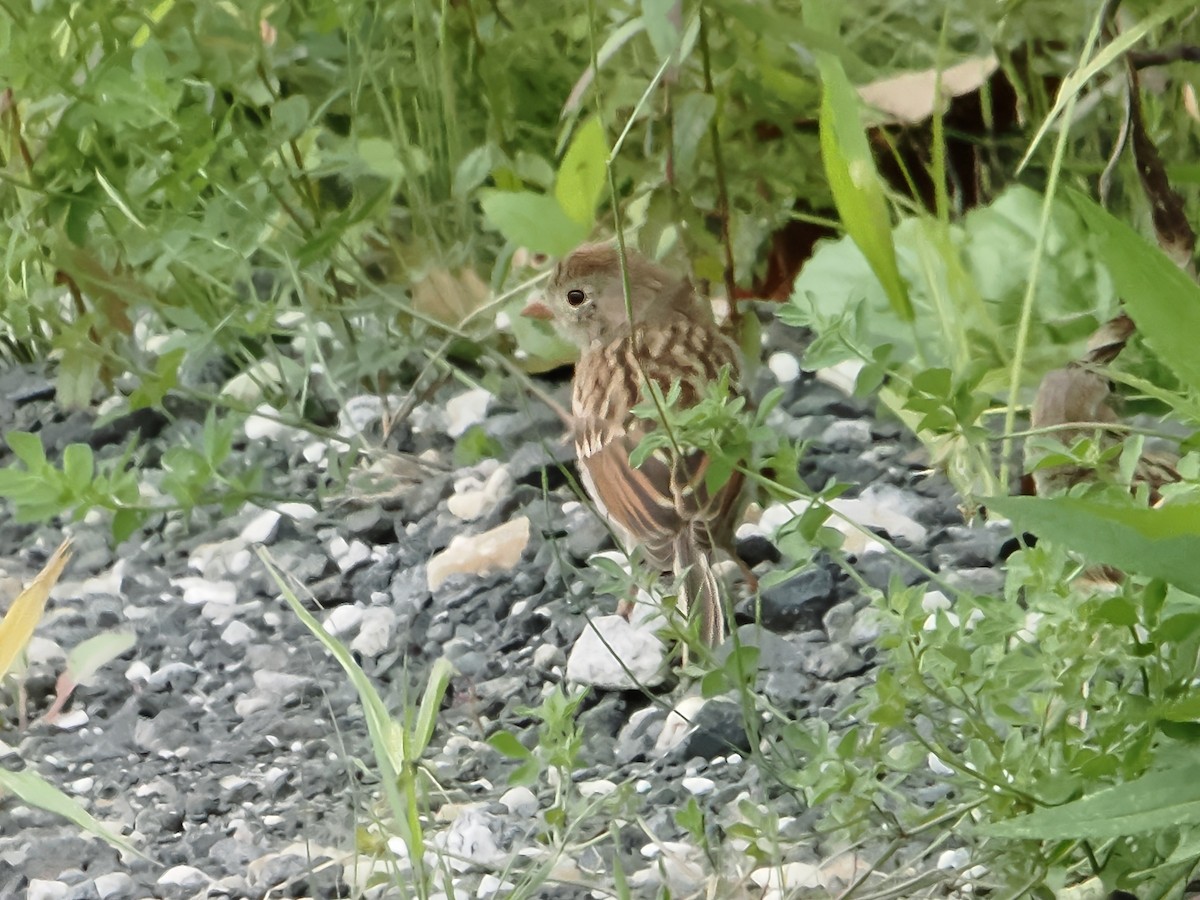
[{"x1": 566, "y1": 289, "x2": 587, "y2": 307}]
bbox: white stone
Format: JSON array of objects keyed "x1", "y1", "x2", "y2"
[
  {"x1": 447, "y1": 490, "x2": 490, "y2": 522},
  {"x1": 220, "y1": 621, "x2": 256, "y2": 646},
  {"x1": 68, "y1": 776, "x2": 94, "y2": 794},
  {"x1": 477, "y1": 874, "x2": 516, "y2": 898},
  {"x1": 25, "y1": 636, "x2": 65, "y2": 667},
  {"x1": 814, "y1": 359, "x2": 864, "y2": 395},
  {"x1": 79, "y1": 559, "x2": 125, "y2": 596},
  {"x1": 937, "y1": 848, "x2": 971, "y2": 870},
  {"x1": 93, "y1": 872, "x2": 133, "y2": 900},
  {"x1": 438, "y1": 805, "x2": 506, "y2": 872},
  {"x1": 532, "y1": 643, "x2": 565, "y2": 670},
  {"x1": 655, "y1": 696, "x2": 707, "y2": 754},
  {"x1": 565, "y1": 615, "x2": 667, "y2": 689},
  {"x1": 173, "y1": 576, "x2": 237, "y2": 606},
  {"x1": 767, "y1": 351, "x2": 801, "y2": 384},
  {"x1": 821, "y1": 418, "x2": 873, "y2": 446},
  {"x1": 223, "y1": 366, "x2": 278, "y2": 406},
  {"x1": 578, "y1": 779, "x2": 617, "y2": 797},
  {"x1": 331, "y1": 537, "x2": 372, "y2": 572},
  {"x1": 339, "y1": 394, "x2": 387, "y2": 435},
  {"x1": 445, "y1": 387, "x2": 493, "y2": 438},
  {"x1": 240, "y1": 509, "x2": 281, "y2": 544},
  {"x1": 927, "y1": 753, "x2": 954, "y2": 776},
  {"x1": 750, "y1": 861, "x2": 822, "y2": 891},
  {"x1": 427, "y1": 517, "x2": 530, "y2": 591},
  {"x1": 27, "y1": 881, "x2": 69, "y2": 900},
  {"x1": 157, "y1": 865, "x2": 210, "y2": 888},
  {"x1": 499, "y1": 786, "x2": 538, "y2": 818},
  {"x1": 681, "y1": 776, "x2": 715, "y2": 796},
  {"x1": 125, "y1": 660, "x2": 151, "y2": 685},
  {"x1": 187, "y1": 538, "x2": 250, "y2": 578},
  {"x1": 278, "y1": 502, "x2": 318, "y2": 521},
  {"x1": 243, "y1": 403, "x2": 294, "y2": 441},
  {"x1": 629, "y1": 841, "x2": 705, "y2": 895},
  {"x1": 921, "y1": 591, "x2": 951, "y2": 612},
  {"x1": 324, "y1": 605, "x2": 364, "y2": 637},
  {"x1": 351, "y1": 607, "x2": 396, "y2": 659},
  {"x1": 756, "y1": 483, "x2": 927, "y2": 555},
  {"x1": 55, "y1": 709, "x2": 89, "y2": 731}
]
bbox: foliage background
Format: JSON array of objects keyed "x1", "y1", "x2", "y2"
[{"x1": 4, "y1": 0, "x2": 1200, "y2": 897}]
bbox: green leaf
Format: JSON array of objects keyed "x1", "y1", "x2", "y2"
[
  {"x1": 554, "y1": 117, "x2": 608, "y2": 226},
  {"x1": 62, "y1": 444, "x2": 94, "y2": 496},
  {"x1": 356, "y1": 137, "x2": 405, "y2": 181},
  {"x1": 57, "y1": 350, "x2": 101, "y2": 412},
  {"x1": 66, "y1": 630, "x2": 136, "y2": 686},
  {"x1": 7, "y1": 432, "x2": 47, "y2": 469},
  {"x1": 814, "y1": 51, "x2": 911, "y2": 320},
  {"x1": 1068, "y1": 190, "x2": 1200, "y2": 394},
  {"x1": 454, "y1": 425, "x2": 502, "y2": 467},
  {"x1": 983, "y1": 763, "x2": 1200, "y2": 839},
  {"x1": 672, "y1": 92, "x2": 716, "y2": 180},
  {"x1": 112, "y1": 508, "x2": 144, "y2": 544},
  {"x1": 986, "y1": 496, "x2": 1200, "y2": 596},
  {"x1": 480, "y1": 190, "x2": 589, "y2": 256},
  {"x1": 641, "y1": 0, "x2": 680, "y2": 60},
  {"x1": 1019, "y1": 0, "x2": 1197, "y2": 171},
  {"x1": 410, "y1": 657, "x2": 453, "y2": 760},
  {"x1": 487, "y1": 730, "x2": 532, "y2": 760},
  {"x1": 272, "y1": 95, "x2": 310, "y2": 141},
  {"x1": 453, "y1": 143, "x2": 504, "y2": 198},
  {"x1": 0, "y1": 768, "x2": 150, "y2": 861}
]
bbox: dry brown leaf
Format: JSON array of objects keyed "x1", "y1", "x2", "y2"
[
  {"x1": 0, "y1": 539, "x2": 72, "y2": 680},
  {"x1": 411, "y1": 268, "x2": 490, "y2": 326},
  {"x1": 857, "y1": 56, "x2": 999, "y2": 125}
]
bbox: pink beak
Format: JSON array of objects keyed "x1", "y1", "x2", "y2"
[{"x1": 521, "y1": 300, "x2": 555, "y2": 321}]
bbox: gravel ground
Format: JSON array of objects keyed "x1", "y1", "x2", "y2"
[{"x1": 0, "y1": 321, "x2": 1012, "y2": 900}]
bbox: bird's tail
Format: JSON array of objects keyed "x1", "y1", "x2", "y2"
[{"x1": 673, "y1": 533, "x2": 724, "y2": 650}]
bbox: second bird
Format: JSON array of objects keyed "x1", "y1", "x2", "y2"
[{"x1": 523, "y1": 243, "x2": 745, "y2": 651}]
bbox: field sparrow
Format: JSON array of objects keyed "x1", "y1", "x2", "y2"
[{"x1": 522, "y1": 243, "x2": 745, "y2": 648}]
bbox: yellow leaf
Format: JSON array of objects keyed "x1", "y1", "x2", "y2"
[{"x1": 0, "y1": 539, "x2": 72, "y2": 680}]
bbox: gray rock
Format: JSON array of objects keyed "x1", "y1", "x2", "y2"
[
  {"x1": 566, "y1": 616, "x2": 667, "y2": 689},
  {"x1": 822, "y1": 601, "x2": 858, "y2": 644},
  {"x1": 91, "y1": 873, "x2": 133, "y2": 900},
  {"x1": 801, "y1": 643, "x2": 868, "y2": 680},
  {"x1": 756, "y1": 566, "x2": 838, "y2": 633},
  {"x1": 675, "y1": 700, "x2": 752, "y2": 760}
]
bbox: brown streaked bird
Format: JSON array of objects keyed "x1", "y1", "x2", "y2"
[{"x1": 522, "y1": 243, "x2": 746, "y2": 649}]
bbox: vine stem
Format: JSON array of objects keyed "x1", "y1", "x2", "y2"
[{"x1": 697, "y1": 3, "x2": 739, "y2": 327}]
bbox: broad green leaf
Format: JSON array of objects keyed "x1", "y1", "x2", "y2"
[
  {"x1": 453, "y1": 143, "x2": 504, "y2": 199},
  {"x1": 672, "y1": 92, "x2": 715, "y2": 180},
  {"x1": 987, "y1": 496, "x2": 1200, "y2": 596},
  {"x1": 62, "y1": 444, "x2": 94, "y2": 496},
  {"x1": 356, "y1": 137, "x2": 405, "y2": 181},
  {"x1": 1069, "y1": 191, "x2": 1200, "y2": 394},
  {"x1": 272, "y1": 95, "x2": 310, "y2": 141},
  {"x1": 554, "y1": 118, "x2": 608, "y2": 226},
  {"x1": 487, "y1": 730, "x2": 532, "y2": 760},
  {"x1": 983, "y1": 763, "x2": 1200, "y2": 839},
  {"x1": 480, "y1": 190, "x2": 589, "y2": 256},
  {"x1": 0, "y1": 539, "x2": 71, "y2": 679},
  {"x1": 641, "y1": 0, "x2": 680, "y2": 60},
  {"x1": 66, "y1": 631, "x2": 136, "y2": 686},
  {"x1": 57, "y1": 350, "x2": 101, "y2": 412},
  {"x1": 815, "y1": 52, "x2": 912, "y2": 320},
  {"x1": 0, "y1": 768, "x2": 150, "y2": 860},
  {"x1": 7, "y1": 431, "x2": 46, "y2": 469}
]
